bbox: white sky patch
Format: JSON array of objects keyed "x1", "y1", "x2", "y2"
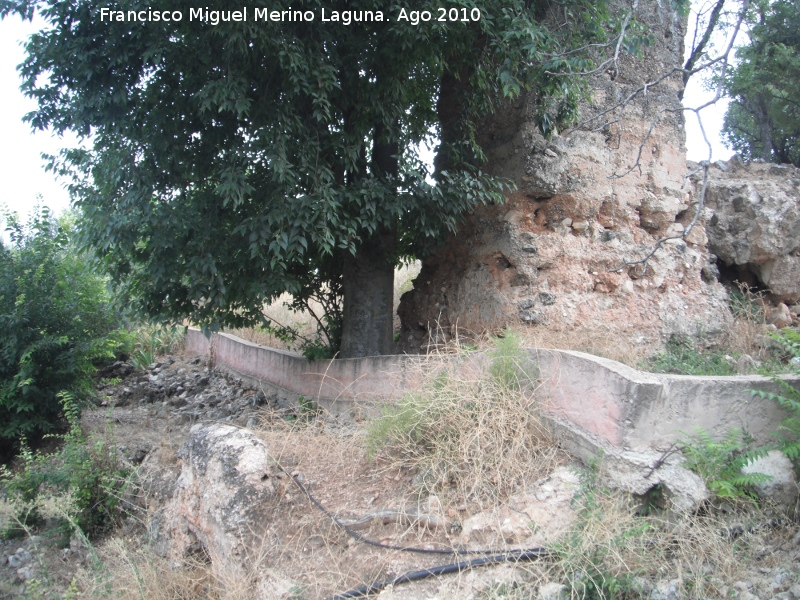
[{"x1": 0, "y1": 15, "x2": 80, "y2": 221}]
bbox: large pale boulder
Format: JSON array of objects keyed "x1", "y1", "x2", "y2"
[
  {"x1": 703, "y1": 160, "x2": 800, "y2": 304},
  {"x1": 742, "y1": 450, "x2": 799, "y2": 514},
  {"x1": 155, "y1": 424, "x2": 278, "y2": 580}
]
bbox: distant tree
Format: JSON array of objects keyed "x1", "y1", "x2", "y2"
[
  {"x1": 722, "y1": 0, "x2": 800, "y2": 166},
  {"x1": 2, "y1": 0, "x2": 645, "y2": 357}
]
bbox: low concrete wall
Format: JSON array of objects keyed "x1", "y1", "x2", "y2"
[
  {"x1": 185, "y1": 328, "x2": 796, "y2": 449},
  {"x1": 185, "y1": 328, "x2": 798, "y2": 509}
]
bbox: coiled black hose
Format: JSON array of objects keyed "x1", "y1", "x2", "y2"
[{"x1": 281, "y1": 466, "x2": 551, "y2": 599}]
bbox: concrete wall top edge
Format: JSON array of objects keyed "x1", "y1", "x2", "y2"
[
  {"x1": 216, "y1": 331, "x2": 302, "y2": 359},
  {"x1": 190, "y1": 328, "x2": 800, "y2": 387}
]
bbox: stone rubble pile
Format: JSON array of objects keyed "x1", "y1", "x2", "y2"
[{"x1": 100, "y1": 355, "x2": 301, "y2": 430}]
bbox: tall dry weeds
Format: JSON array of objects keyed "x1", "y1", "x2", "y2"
[{"x1": 367, "y1": 331, "x2": 560, "y2": 508}]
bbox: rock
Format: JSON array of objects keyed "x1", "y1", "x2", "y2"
[
  {"x1": 538, "y1": 582, "x2": 567, "y2": 600},
  {"x1": 7, "y1": 548, "x2": 31, "y2": 569},
  {"x1": 538, "y1": 291, "x2": 557, "y2": 305},
  {"x1": 127, "y1": 445, "x2": 152, "y2": 464},
  {"x1": 520, "y1": 309, "x2": 544, "y2": 324},
  {"x1": 460, "y1": 467, "x2": 578, "y2": 547},
  {"x1": 571, "y1": 220, "x2": 589, "y2": 232},
  {"x1": 155, "y1": 424, "x2": 278, "y2": 584},
  {"x1": 766, "y1": 304, "x2": 793, "y2": 329},
  {"x1": 705, "y1": 162, "x2": 800, "y2": 303},
  {"x1": 650, "y1": 578, "x2": 681, "y2": 600},
  {"x1": 742, "y1": 450, "x2": 799, "y2": 513},
  {"x1": 788, "y1": 583, "x2": 800, "y2": 599}
]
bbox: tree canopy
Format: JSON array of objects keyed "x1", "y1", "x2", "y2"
[
  {"x1": 2, "y1": 0, "x2": 628, "y2": 357},
  {"x1": 722, "y1": 0, "x2": 800, "y2": 166}
]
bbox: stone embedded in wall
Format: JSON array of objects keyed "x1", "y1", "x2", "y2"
[
  {"x1": 701, "y1": 160, "x2": 800, "y2": 306},
  {"x1": 399, "y1": 2, "x2": 731, "y2": 352}
]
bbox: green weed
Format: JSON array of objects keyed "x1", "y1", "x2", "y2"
[
  {"x1": 679, "y1": 428, "x2": 770, "y2": 503},
  {"x1": 128, "y1": 325, "x2": 185, "y2": 371},
  {"x1": 0, "y1": 393, "x2": 132, "y2": 539},
  {"x1": 641, "y1": 336, "x2": 738, "y2": 376},
  {"x1": 752, "y1": 330, "x2": 800, "y2": 468}
]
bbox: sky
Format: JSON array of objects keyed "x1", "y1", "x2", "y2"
[
  {"x1": 0, "y1": 6, "x2": 735, "y2": 223},
  {"x1": 0, "y1": 15, "x2": 81, "y2": 221}
]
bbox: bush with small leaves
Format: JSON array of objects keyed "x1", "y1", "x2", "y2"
[{"x1": 0, "y1": 208, "x2": 127, "y2": 457}]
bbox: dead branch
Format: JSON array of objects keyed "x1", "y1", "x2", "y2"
[
  {"x1": 682, "y1": 0, "x2": 728, "y2": 93},
  {"x1": 603, "y1": 0, "x2": 751, "y2": 274}
]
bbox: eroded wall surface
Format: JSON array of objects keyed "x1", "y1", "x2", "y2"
[{"x1": 399, "y1": 2, "x2": 731, "y2": 351}]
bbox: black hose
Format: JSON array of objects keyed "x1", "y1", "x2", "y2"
[
  {"x1": 325, "y1": 549, "x2": 550, "y2": 600},
  {"x1": 282, "y1": 464, "x2": 544, "y2": 556},
  {"x1": 280, "y1": 465, "x2": 552, "y2": 599}
]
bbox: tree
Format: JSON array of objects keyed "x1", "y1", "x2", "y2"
[
  {"x1": 2, "y1": 0, "x2": 619, "y2": 357},
  {"x1": 0, "y1": 208, "x2": 124, "y2": 456},
  {"x1": 722, "y1": 0, "x2": 800, "y2": 166}
]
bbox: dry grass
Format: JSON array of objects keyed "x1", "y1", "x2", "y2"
[
  {"x1": 513, "y1": 324, "x2": 651, "y2": 367},
  {"x1": 226, "y1": 292, "x2": 322, "y2": 350},
  {"x1": 74, "y1": 538, "x2": 219, "y2": 599},
  {"x1": 366, "y1": 331, "x2": 561, "y2": 509},
  {"x1": 546, "y1": 488, "x2": 737, "y2": 599}
]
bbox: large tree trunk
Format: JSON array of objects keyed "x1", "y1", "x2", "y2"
[
  {"x1": 339, "y1": 120, "x2": 398, "y2": 358},
  {"x1": 755, "y1": 95, "x2": 774, "y2": 162},
  {"x1": 340, "y1": 228, "x2": 396, "y2": 357}
]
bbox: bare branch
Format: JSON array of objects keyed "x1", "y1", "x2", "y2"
[
  {"x1": 601, "y1": 0, "x2": 751, "y2": 274},
  {"x1": 681, "y1": 0, "x2": 727, "y2": 93}
]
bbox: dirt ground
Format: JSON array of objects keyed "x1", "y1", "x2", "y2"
[{"x1": 2, "y1": 353, "x2": 800, "y2": 600}]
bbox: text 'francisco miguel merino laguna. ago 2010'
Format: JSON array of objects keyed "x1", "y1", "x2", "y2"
[{"x1": 98, "y1": 7, "x2": 483, "y2": 26}]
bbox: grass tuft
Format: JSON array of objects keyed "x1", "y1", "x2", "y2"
[{"x1": 367, "y1": 332, "x2": 558, "y2": 506}]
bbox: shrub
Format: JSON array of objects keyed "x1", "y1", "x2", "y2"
[
  {"x1": 0, "y1": 207, "x2": 126, "y2": 455},
  {"x1": 752, "y1": 330, "x2": 800, "y2": 468},
  {"x1": 128, "y1": 324, "x2": 185, "y2": 371},
  {"x1": 641, "y1": 335, "x2": 738, "y2": 376},
  {"x1": 1, "y1": 393, "x2": 131, "y2": 539},
  {"x1": 366, "y1": 331, "x2": 556, "y2": 504},
  {"x1": 679, "y1": 428, "x2": 770, "y2": 503}
]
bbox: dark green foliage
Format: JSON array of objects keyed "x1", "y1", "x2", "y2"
[
  {"x1": 641, "y1": 336, "x2": 738, "y2": 376},
  {"x1": 0, "y1": 208, "x2": 125, "y2": 453},
  {"x1": 0, "y1": 0, "x2": 655, "y2": 355},
  {"x1": 722, "y1": 0, "x2": 800, "y2": 166},
  {"x1": 679, "y1": 428, "x2": 770, "y2": 503},
  {"x1": 1, "y1": 393, "x2": 131, "y2": 538},
  {"x1": 752, "y1": 331, "x2": 800, "y2": 468}
]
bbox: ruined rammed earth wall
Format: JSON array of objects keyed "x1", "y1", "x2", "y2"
[{"x1": 399, "y1": 2, "x2": 730, "y2": 351}]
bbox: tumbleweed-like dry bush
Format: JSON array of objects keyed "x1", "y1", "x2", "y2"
[{"x1": 367, "y1": 331, "x2": 561, "y2": 509}]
